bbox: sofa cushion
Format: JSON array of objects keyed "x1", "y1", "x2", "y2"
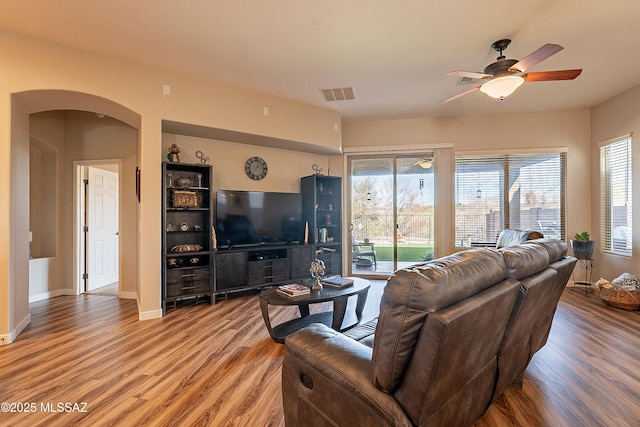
[
  {"x1": 494, "y1": 268, "x2": 558, "y2": 397},
  {"x1": 524, "y1": 238, "x2": 568, "y2": 262},
  {"x1": 395, "y1": 279, "x2": 520, "y2": 426},
  {"x1": 496, "y1": 229, "x2": 544, "y2": 248},
  {"x1": 499, "y1": 243, "x2": 550, "y2": 280},
  {"x1": 371, "y1": 248, "x2": 506, "y2": 392}
]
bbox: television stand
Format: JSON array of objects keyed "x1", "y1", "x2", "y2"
[{"x1": 214, "y1": 243, "x2": 324, "y2": 295}]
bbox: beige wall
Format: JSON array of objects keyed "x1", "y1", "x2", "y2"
[
  {"x1": 1, "y1": 26, "x2": 637, "y2": 342},
  {"x1": 6, "y1": 97, "x2": 31, "y2": 340},
  {"x1": 0, "y1": 29, "x2": 340, "y2": 342},
  {"x1": 342, "y1": 109, "x2": 593, "y2": 265},
  {"x1": 29, "y1": 112, "x2": 65, "y2": 300},
  {"x1": 63, "y1": 112, "x2": 138, "y2": 295},
  {"x1": 29, "y1": 144, "x2": 43, "y2": 258},
  {"x1": 590, "y1": 84, "x2": 640, "y2": 281},
  {"x1": 162, "y1": 134, "x2": 335, "y2": 194},
  {"x1": 28, "y1": 111, "x2": 137, "y2": 299}
]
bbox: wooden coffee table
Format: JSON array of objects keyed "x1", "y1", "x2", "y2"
[{"x1": 259, "y1": 278, "x2": 370, "y2": 343}]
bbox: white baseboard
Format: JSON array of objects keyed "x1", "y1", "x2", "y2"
[
  {"x1": 119, "y1": 291, "x2": 137, "y2": 300},
  {"x1": 136, "y1": 295, "x2": 162, "y2": 320},
  {"x1": 139, "y1": 310, "x2": 162, "y2": 320},
  {"x1": 29, "y1": 289, "x2": 65, "y2": 303},
  {"x1": 0, "y1": 313, "x2": 32, "y2": 345}
]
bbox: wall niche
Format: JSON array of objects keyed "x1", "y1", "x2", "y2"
[{"x1": 29, "y1": 137, "x2": 58, "y2": 259}]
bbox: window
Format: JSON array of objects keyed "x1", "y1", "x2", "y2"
[
  {"x1": 600, "y1": 136, "x2": 632, "y2": 256},
  {"x1": 455, "y1": 152, "x2": 566, "y2": 247}
]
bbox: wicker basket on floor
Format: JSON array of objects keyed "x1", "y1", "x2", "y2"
[{"x1": 596, "y1": 286, "x2": 640, "y2": 310}]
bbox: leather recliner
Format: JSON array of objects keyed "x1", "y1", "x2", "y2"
[{"x1": 282, "y1": 239, "x2": 576, "y2": 427}]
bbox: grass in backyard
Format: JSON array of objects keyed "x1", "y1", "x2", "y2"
[{"x1": 373, "y1": 244, "x2": 434, "y2": 262}]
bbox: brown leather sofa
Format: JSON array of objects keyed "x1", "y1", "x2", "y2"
[{"x1": 282, "y1": 239, "x2": 576, "y2": 427}]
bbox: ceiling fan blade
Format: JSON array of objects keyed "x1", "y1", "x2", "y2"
[
  {"x1": 524, "y1": 69, "x2": 582, "y2": 82},
  {"x1": 438, "y1": 86, "x2": 481, "y2": 104},
  {"x1": 509, "y1": 43, "x2": 564, "y2": 73},
  {"x1": 446, "y1": 70, "x2": 492, "y2": 79}
]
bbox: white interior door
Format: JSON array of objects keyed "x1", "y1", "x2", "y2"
[{"x1": 87, "y1": 166, "x2": 119, "y2": 291}]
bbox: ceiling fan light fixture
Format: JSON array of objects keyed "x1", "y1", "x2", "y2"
[
  {"x1": 417, "y1": 157, "x2": 433, "y2": 169},
  {"x1": 480, "y1": 75, "x2": 525, "y2": 99}
]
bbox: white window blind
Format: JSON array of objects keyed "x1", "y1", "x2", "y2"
[
  {"x1": 600, "y1": 136, "x2": 632, "y2": 255},
  {"x1": 455, "y1": 152, "x2": 566, "y2": 247}
]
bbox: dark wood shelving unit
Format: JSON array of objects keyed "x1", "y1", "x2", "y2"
[
  {"x1": 301, "y1": 174, "x2": 342, "y2": 276},
  {"x1": 162, "y1": 161, "x2": 214, "y2": 312}
]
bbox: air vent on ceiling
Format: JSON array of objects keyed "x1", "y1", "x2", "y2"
[{"x1": 321, "y1": 87, "x2": 355, "y2": 102}]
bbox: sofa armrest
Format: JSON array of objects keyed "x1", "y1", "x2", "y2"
[{"x1": 283, "y1": 323, "x2": 412, "y2": 427}]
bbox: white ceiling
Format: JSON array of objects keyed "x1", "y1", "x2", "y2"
[{"x1": 2, "y1": 0, "x2": 640, "y2": 121}]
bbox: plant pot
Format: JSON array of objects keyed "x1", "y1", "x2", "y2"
[{"x1": 571, "y1": 240, "x2": 595, "y2": 260}]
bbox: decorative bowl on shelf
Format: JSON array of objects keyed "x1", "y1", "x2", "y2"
[
  {"x1": 170, "y1": 244, "x2": 203, "y2": 253},
  {"x1": 177, "y1": 176, "x2": 194, "y2": 187}
]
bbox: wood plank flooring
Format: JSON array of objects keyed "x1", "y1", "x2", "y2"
[
  {"x1": 1, "y1": 285, "x2": 639, "y2": 426},
  {"x1": 477, "y1": 288, "x2": 640, "y2": 427}
]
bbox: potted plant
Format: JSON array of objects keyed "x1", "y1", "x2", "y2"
[{"x1": 571, "y1": 231, "x2": 595, "y2": 259}]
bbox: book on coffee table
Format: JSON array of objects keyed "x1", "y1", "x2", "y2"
[
  {"x1": 321, "y1": 277, "x2": 354, "y2": 288},
  {"x1": 277, "y1": 283, "x2": 311, "y2": 297}
]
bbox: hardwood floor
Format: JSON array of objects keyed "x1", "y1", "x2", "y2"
[
  {"x1": 478, "y1": 288, "x2": 640, "y2": 427},
  {"x1": 86, "y1": 282, "x2": 119, "y2": 297},
  {"x1": 1, "y1": 285, "x2": 639, "y2": 426}
]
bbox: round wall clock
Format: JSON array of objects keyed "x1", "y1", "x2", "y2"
[{"x1": 245, "y1": 156, "x2": 268, "y2": 180}]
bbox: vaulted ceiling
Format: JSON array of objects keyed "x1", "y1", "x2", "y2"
[{"x1": 2, "y1": 0, "x2": 640, "y2": 121}]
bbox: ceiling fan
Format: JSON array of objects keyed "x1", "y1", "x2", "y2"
[
  {"x1": 413, "y1": 157, "x2": 433, "y2": 169},
  {"x1": 439, "y1": 39, "x2": 582, "y2": 104}
]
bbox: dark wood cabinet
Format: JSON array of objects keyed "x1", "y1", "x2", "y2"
[
  {"x1": 162, "y1": 162, "x2": 213, "y2": 311},
  {"x1": 214, "y1": 244, "x2": 316, "y2": 295},
  {"x1": 247, "y1": 259, "x2": 288, "y2": 285},
  {"x1": 214, "y1": 251, "x2": 247, "y2": 291},
  {"x1": 301, "y1": 174, "x2": 343, "y2": 276},
  {"x1": 289, "y1": 245, "x2": 315, "y2": 278},
  {"x1": 166, "y1": 268, "x2": 210, "y2": 298}
]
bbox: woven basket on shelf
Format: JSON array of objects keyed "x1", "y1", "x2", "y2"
[{"x1": 596, "y1": 286, "x2": 640, "y2": 310}]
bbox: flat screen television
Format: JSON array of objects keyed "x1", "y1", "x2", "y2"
[{"x1": 216, "y1": 190, "x2": 302, "y2": 248}]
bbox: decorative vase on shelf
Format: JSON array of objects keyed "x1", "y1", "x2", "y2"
[{"x1": 310, "y1": 258, "x2": 325, "y2": 291}]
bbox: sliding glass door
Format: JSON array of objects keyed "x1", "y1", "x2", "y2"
[
  {"x1": 349, "y1": 154, "x2": 434, "y2": 277},
  {"x1": 350, "y1": 157, "x2": 394, "y2": 276}
]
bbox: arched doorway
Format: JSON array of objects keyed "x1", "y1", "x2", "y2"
[{"x1": 7, "y1": 90, "x2": 141, "y2": 343}]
